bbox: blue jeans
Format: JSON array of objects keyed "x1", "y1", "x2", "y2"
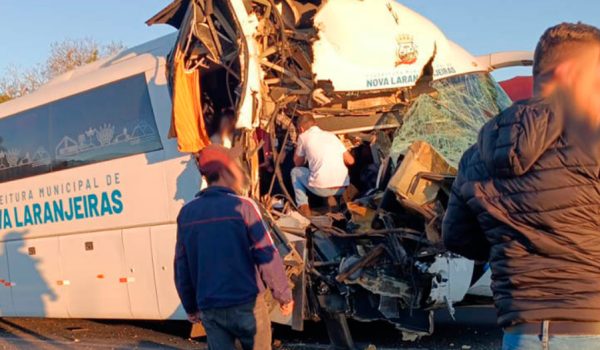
[
  {"x1": 200, "y1": 295, "x2": 271, "y2": 350},
  {"x1": 503, "y1": 332, "x2": 600, "y2": 350},
  {"x1": 291, "y1": 167, "x2": 345, "y2": 207}
]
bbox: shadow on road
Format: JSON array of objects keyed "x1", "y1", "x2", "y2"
[
  {"x1": 0, "y1": 318, "x2": 60, "y2": 348},
  {"x1": 272, "y1": 306, "x2": 501, "y2": 350},
  {"x1": 0, "y1": 307, "x2": 502, "y2": 349}
]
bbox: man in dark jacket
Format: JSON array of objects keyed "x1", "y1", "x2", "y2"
[
  {"x1": 175, "y1": 145, "x2": 293, "y2": 350},
  {"x1": 443, "y1": 23, "x2": 600, "y2": 350}
]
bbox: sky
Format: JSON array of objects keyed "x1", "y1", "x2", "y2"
[
  {"x1": 402, "y1": 0, "x2": 600, "y2": 79},
  {"x1": 0, "y1": 1, "x2": 175, "y2": 72},
  {"x1": 1, "y1": 0, "x2": 600, "y2": 81}
]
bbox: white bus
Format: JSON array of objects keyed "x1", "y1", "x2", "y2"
[{"x1": 0, "y1": 34, "x2": 196, "y2": 320}]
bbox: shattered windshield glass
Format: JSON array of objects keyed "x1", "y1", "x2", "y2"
[{"x1": 390, "y1": 72, "x2": 512, "y2": 166}]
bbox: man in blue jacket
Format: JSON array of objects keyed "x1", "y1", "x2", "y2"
[{"x1": 175, "y1": 145, "x2": 293, "y2": 350}]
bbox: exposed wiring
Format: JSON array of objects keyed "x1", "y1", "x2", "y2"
[{"x1": 267, "y1": 109, "x2": 297, "y2": 198}]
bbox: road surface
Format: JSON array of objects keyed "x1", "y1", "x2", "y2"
[{"x1": 0, "y1": 307, "x2": 502, "y2": 349}]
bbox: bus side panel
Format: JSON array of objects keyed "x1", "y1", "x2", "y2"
[
  {"x1": 0, "y1": 241, "x2": 14, "y2": 316},
  {"x1": 60, "y1": 230, "x2": 132, "y2": 318},
  {"x1": 150, "y1": 224, "x2": 185, "y2": 320},
  {"x1": 145, "y1": 62, "x2": 201, "y2": 220},
  {"x1": 163, "y1": 155, "x2": 201, "y2": 221},
  {"x1": 122, "y1": 227, "x2": 161, "y2": 319},
  {"x1": 144, "y1": 64, "x2": 172, "y2": 150},
  {"x1": 7, "y1": 236, "x2": 67, "y2": 317}
]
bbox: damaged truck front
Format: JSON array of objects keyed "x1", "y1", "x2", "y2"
[{"x1": 148, "y1": 0, "x2": 521, "y2": 346}]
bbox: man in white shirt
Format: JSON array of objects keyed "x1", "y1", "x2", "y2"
[{"x1": 292, "y1": 114, "x2": 355, "y2": 216}]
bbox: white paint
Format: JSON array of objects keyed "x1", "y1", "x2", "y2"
[
  {"x1": 467, "y1": 268, "x2": 493, "y2": 297},
  {"x1": 122, "y1": 227, "x2": 160, "y2": 318},
  {"x1": 8, "y1": 236, "x2": 67, "y2": 317},
  {"x1": 312, "y1": 0, "x2": 482, "y2": 92},
  {"x1": 427, "y1": 254, "x2": 474, "y2": 307},
  {"x1": 475, "y1": 51, "x2": 534, "y2": 71},
  {"x1": 0, "y1": 34, "x2": 200, "y2": 320},
  {"x1": 229, "y1": 0, "x2": 264, "y2": 130},
  {"x1": 150, "y1": 224, "x2": 187, "y2": 319}
]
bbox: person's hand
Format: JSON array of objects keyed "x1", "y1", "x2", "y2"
[
  {"x1": 187, "y1": 311, "x2": 202, "y2": 324},
  {"x1": 279, "y1": 300, "x2": 294, "y2": 316}
]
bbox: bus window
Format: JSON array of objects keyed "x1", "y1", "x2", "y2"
[
  {"x1": 0, "y1": 74, "x2": 163, "y2": 183},
  {"x1": 0, "y1": 106, "x2": 52, "y2": 181}
]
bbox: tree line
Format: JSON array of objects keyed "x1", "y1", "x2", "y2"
[{"x1": 0, "y1": 38, "x2": 124, "y2": 104}]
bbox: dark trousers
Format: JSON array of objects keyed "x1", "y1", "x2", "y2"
[{"x1": 201, "y1": 295, "x2": 272, "y2": 350}]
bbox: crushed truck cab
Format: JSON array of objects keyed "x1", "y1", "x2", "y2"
[{"x1": 148, "y1": 0, "x2": 530, "y2": 345}]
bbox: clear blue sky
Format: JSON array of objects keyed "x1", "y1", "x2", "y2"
[
  {"x1": 0, "y1": 0, "x2": 175, "y2": 72},
  {"x1": 402, "y1": 0, "x2": 600, "y2": 79},
  {"x1": 1, "y1": 0, "x2": 599, "y2": 80}
]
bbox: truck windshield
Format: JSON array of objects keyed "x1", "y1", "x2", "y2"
[{"x1": 391, "y1": 72, "x2": 512, "y2": 166}]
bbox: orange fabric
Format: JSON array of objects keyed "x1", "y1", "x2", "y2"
[{"x1": 169, "y1": 51, "x2": 211, "y2": 153}]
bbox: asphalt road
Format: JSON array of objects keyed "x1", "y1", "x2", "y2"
[{"x1": 0, "y1": 307, "x2": 502, "y2": 349}]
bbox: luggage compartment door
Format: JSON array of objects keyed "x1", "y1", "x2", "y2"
[
  {"x1": 0, "y1": 241, "x2": 14, "y2": 316},
  {"x1": 122, "y1": 227, "x2": 160, "y2": 319},
  {"x1": 7, "y1": 236, "x2": 67, "y2": 317},
  {"x1": 60, "y1": 230, "x2": 131, "y2": 318},
  {"x1": 150, "y1": 224, "x2": 185, "y2": 319}
]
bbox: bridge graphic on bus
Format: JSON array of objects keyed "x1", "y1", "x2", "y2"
[
  {"x1": 55, "y1": 121, "x2": 157, "y2": 159},
  {"x1": 0, "y1": 119, "x2": 159, "y2": 183},
  {"x1": 0, "y1": 147, "x2": 53, "y2": 170}
]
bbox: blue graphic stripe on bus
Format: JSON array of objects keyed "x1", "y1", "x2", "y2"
[{"x1": 0, "y1": 190, "x2": 123, "y2": 229}]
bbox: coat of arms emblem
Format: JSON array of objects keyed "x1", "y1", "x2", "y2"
[{"x1": 395, "y1": 34, "x2": 418, "y2": 66}]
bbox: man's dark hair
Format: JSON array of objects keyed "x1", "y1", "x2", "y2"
[
  {"x1": 533, "y1": 22, "x2": 600, "y2": 78},
  {"x1": 220, "y1": 107, "x2": 236, "y2": 121},
  {"x1": 205, "y1": 171, "x2": 220, "y2": 184},
  {"x1": 297, "y1": 114, "x2": 316, "y2": 130}
]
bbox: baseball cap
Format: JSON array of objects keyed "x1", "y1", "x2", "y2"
[{"x1": 196, "y1": 144, "x2": 237, "y2": 177}]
